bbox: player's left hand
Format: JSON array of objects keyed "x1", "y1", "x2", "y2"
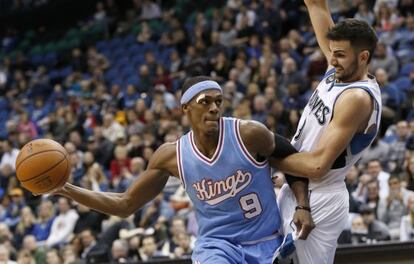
[{"x1": 292, "y1": 209, "x2": 315, "y2": 240}]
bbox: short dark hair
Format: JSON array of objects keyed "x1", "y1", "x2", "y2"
[
  {"x1": 327, "y1": 18, "x2": 378, "y2": 63},
  {"x1": 181, "y1": 76, "x2": 213, "y2": 95}
]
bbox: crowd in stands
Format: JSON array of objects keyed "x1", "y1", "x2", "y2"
[{"x1": 0, "y1": 0, "x2": 414, "y2": 263}]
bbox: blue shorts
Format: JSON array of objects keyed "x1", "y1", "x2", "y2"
[{"x1": 192, "y1": 236, "x2": 283, "y2": 264}]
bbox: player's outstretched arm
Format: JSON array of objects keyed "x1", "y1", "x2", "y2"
[
  {"x1": 56, "y1": 143, "x2": 176, "y2": 218},
  {"x1": 304, "y1": 0, "x2": 335, "y2": 63},
  {"x1": 273, "y1": 89, "x2": 373, "y2": 179}
]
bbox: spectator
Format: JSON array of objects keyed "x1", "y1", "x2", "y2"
[
  {"x1": 0, "y1": 243, "x2": 16, "y2": 264},
  {"x1": 346, "y1": 166, "x2": 362, "y2": 213},
  {"x1": 163, "y1": 217, "x2": 194, "y2": 255},
  {"x1": 375, "y1": 68, "x2": 402, "y2": 123},
  {"x1": 360, "y1": 136, "x2": 390, "y2": 166},
  {"x1": 73, "y1": 203, "x2": 104, "y2": 235},
  {"x1": 257, "y1": 0, "x2": 282, "y2": 38},
  {"x1": 0, "y1": 164, "x2": 16, "y2": 194},
  {"x1": 4, "y1": 188, "x2": 26, "y2": 229},
  {"x1": 16, "y1": 249, "x2": 36, "y2": 264},
  {"x1": 140, "y1": 0, "x2": 161, "y2": 20},
  {"x1": 0, "y1": 140, "x2": 19, "y2": 171},
  {"x1": 14, "y1": 207, "x2": 36, "y2": 248},
  {"x1": 86, "y1": 47, "x2": 109, "y2": 73},
  {"x1": 387, "y1": 121, "x2": 411, "y2": 173},
  {"x1": 79, "y1": 229, "x2": 108, "y2": 261},
  {"x1": 16, "y1": 112, "x2": 38, "y2": 139},
  {"x1": 378, "y1": 175, "x2": 410, "y2": 240},
  {"x1": 354, "y1": 2, "x2": 375, "y2": 26},
  {"x1": 102, "y1": 113, "x2": 125, "y2": 143},
  {"x1": 138, "y1": 235, "x2": 167, "y2": 261},
  {"x1": 110, "y1": 145, "x2": 131, "y2": 183},
  {"x1": 367, "y1": 159, "x2": 391, "y2": 199},
  {"x1": 400, "y1": 194, "x2": 414, "y2": 241},
  {"x1": 32, "y1": 199, "x2": 55, "y2": 243},
  {"x1": 21, "y1": 235, "x2": 46, "y2": 264},
  {"x1": 61, "y1": 243, "x2": 79, "y2": 264},
  {"x1": 357, "y1": 179, "x2": 382, "y2": 219},
  {"x1": 278, "y1": 57, "x2": 304, "y2": 95},
  {"x1": 86, "y1": 127, "x2": 115, "y2": 169},
  {"x1": 80, "y1": 152, "x2": 108, "y2": 192},
  {"x1": 45, "y1": 249, "x2": 62, "y2": 264},
  {"x1": 360, "y1": 204, "x2": 391, "y2": 242},
  {"x1": 404, "y1": 155, "x2": 414, "y2": 191},
  {"x1": 218, "y1": 20, "x2": 237, "y2": 47},
  {"x1": 45, "y1": 197, "x2": 79, "y2": 248},
  {"x1": 370, "y1": 42, "x2": 399, "y2": 80},
  {"x1": 349, "y1": 214, "x2": 369, "y2": 245},
  {"x1": 110, "y1": 239, "x2": 130, "y2": 263},
  {"x1": 172, "y1": 232, "x2": 193, "y2": 259},
  {"x1": 406, "y1": 120, "x2": 414, "y2": 151}
]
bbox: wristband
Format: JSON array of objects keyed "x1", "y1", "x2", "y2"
[{"x1": 295, "y1": 205, "x2": 311, "y2": 212}]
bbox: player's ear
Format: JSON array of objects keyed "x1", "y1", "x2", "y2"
[
  {"x1": 182, "y1": 103, "x2": 189, "y2": 113},
  {"x1": 359, "y1": 50, "x2": 369, "y2": 64}
]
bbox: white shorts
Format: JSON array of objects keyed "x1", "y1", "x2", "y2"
[{"x1": 277, "y1": 184, "x2": 349, "y2": 264}]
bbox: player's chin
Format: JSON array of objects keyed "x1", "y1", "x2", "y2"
[{"x1": 204, "y1": 125, "x2": 219, "y2": 135}]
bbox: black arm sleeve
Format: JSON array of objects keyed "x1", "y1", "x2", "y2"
[{"x1": 271, "y1": 133, "x2": 309, "y2": 187}]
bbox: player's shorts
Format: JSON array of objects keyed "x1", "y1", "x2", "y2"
[
  {"x1": 192, "y1": 235, "x2": 283, "y2": 264},
  {"x1": 278, "y1": 183, "x2": 349, "y2": 264}
]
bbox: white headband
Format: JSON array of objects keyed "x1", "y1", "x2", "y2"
[{"x1": 180, "y1": 80, "x2": 222, "y2": 105}]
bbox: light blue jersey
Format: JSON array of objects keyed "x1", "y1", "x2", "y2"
[{"x1": 177, "y1": 117, "x2": 280, "y2": 244}]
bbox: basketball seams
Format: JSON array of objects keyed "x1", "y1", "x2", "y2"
[
  {"x1": 36, "y1": 158, "x2": 69, "y2": 194},
  {"x1": 16, "y1": 149, "x2": 67, "y2": 171},
  {"x1": 18, "y1": 153, "x2": 68, "y2": 182}
]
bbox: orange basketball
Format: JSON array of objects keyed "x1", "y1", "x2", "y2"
[{"x1": 15, "y1": 138, "x2": 70, "y2": 194}]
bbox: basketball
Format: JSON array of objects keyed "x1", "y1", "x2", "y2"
[{"x1": 15, "y1": 138, "x2": 70, "y2": 194}]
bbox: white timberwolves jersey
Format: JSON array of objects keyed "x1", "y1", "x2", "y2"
[{"x1": 292, "y1": 68, "x2": 382, "y2": 190}]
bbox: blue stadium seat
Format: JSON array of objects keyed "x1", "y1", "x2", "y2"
[
  {"x1": 142, "y1": 41, "x2": 157, "y2": 52},
  {"x1": 109, "y1": 37, "x2": 123, "y2": 49},
  {"x1": 48, "y1": 69, "x2": 61, "y2": 81},
  {"x1": 0, "y1": 98, "x2": 9, "y2": 111},
  {"x1": 59, "y1": 66, "x2": 73, "y2": 79},
  {"x1": 96, "y1": 40, "x2": 110, "y2": 53},
  {"x1": 125, "y1": 75, "x2": 140, "y2": 87},
  {"x1": 119, "y1": 66, "x2": 136, "y2": 80},
  {"x1": 0, "y1": 111, "x2": 9, "y2": 122},
  {"x1": 399, "y1": 63, "x2": 414, "y2": 76},
  {"x1": 30, "y1": 54, "x2": 43, "y2": 66},
  {"x1": 104, "y1": 68, "x2": 119, "y2": 83},
  {"x1": 392, "y1": 77, "x2": 412, "y2": 92},
  {"x1": 43, "y1": 52, "x2": 57, "y2": 67},
  {"x1": 127, "y1": 44, "x2": 143, "y2": 56},
  {"x1": 122, "y1": 34, "x2": 136, "y2": 47}
]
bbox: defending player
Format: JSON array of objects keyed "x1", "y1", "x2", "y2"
[{"x1": 272, "y1": 0, "x2": 381, "y2": 263}]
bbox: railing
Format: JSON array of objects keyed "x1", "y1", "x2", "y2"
[
  {"x1": 90, "y1": 241, "x2": 414, "y2": 264},
  {"x1": 335, "y1": 241, "x2": 414, "y2": 264}
]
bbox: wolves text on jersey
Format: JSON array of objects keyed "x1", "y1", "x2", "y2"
[
  {"x1": 308, "y1": 90, "x2": 331, "y2": 125},
  {"x1": 192, "y1": 170, "x2": 252, "y2": 205}
]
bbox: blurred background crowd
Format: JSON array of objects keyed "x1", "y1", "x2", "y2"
[{"x1": 0, "y1": 0, "x2": 414, "y2": 263}]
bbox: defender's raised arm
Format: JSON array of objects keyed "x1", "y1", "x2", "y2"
[{"x1": 304, "y1": 0, "x2": 335, "y2": 62}]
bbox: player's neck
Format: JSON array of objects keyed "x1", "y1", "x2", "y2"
[{"x1": 192, "y1": 130, "x2": 220, "y2": 158}]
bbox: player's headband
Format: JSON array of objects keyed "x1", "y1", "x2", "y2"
[{"x1": 180, "y1": 80, "x2": 222, "y2": 105}]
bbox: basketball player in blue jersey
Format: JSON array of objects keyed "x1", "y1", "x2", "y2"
[
  {"x1": 270, "y1": 0, "x2": 381, "y2": 263},
  {"x1": 50, "y1": 76, "x2": 314, "y2": 264}
]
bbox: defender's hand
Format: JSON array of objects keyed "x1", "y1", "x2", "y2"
[{"x1": 292, "y1": 209, "x2": 315, "y2": 240}]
